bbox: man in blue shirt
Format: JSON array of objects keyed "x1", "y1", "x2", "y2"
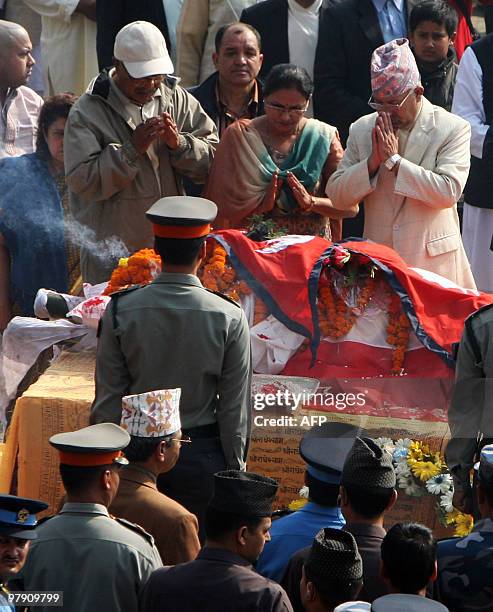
[
  {"x1": 255, "y1": 422, "x2": 360, "y2": 582},
  {"x1": 0, "y1": 494, "x2": 47, "y2": 611}
]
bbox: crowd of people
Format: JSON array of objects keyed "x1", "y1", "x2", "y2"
[
  {"x1": 2, "y1": 0, "x2": 493, "y2": 319},
  {"x1": 1, "y1": 0, "x2": 493, "y2": 610}
]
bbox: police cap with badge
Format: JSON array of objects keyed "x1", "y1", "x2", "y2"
[
  {"x1": 146, "y1": 196, "x2": 217, "y2": 240},
  {"x1": 0, "y1": 495, "x2": 48, "y2": 540},
  {"x1": 475, "y1": 443, "x2": 493, "y2": 487},
  {"x1": 300, "y1": 422, "x2": 363, "y2": 486},
  {"x1": 49, "y1": 423, "x2": 130, "y2": 467}
]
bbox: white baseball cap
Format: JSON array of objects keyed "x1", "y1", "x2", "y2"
[{"x1": 114, "y1": 21, "x2": 174, "y2": 78}]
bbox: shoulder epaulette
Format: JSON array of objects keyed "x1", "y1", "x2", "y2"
[
  {"x1": 205, "y1": 288, "x2": 241, "y2": 307},
  {"x1": 115, "y1": 517, "x2": 155, "y2": 545},
  {"x1": 108, "y1": 284, "x2": 144, "y2": 298}
]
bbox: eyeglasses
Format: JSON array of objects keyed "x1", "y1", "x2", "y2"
[
  {"x1": 264, "y1": 101, "x2": 308, "y2": 117},
  {"x1": 368, "y1": 89, "x2": 414, "y2": 111},
  {"x1": 165, "y1": 436, "x2": 192, "y2": 448}
]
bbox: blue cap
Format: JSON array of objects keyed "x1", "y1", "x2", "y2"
[
  {"x1": 474, "y1": 443, "x2": 493, "y2": 485},
  {"x1": 300, "y1": 422, "x2": 362, "y2": 485},
  {"x1": 0, "y1": 494, "x2": 48, "y2": 540}
]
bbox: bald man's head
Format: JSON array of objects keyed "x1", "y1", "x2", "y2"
[{"x1": 0, "y1": 21, "x2": 34, "y2": 90}]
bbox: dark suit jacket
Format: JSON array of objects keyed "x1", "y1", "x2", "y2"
[
  {"x1": 314, "y1": 0, "x2": 418, "y2": 142},
  {"x1": 96, "y1": 0, "x2": 170, "y2": 71},
  {"x1": 280, "y1": 523, "x2": 388, "y2": 612},
  {"x1": 240, "y1": 0, "x2": 333, "y2": 80},
  {"x1": 141, "y1": 547, "x2": 293, "y2": 611}
]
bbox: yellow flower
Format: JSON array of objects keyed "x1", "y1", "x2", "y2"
[
  {"x1": 409, "y1": 460, "x2": 441, "y2": 482},
  {"x1": 118, "y1": 257, "x2": 129, "y2": 268},
  {"x1": 445, "y1": 510, "x2": 460, "y2": 526},
  {"x1": 408, "y1": 441, "x2": 424, "y2": 462},
  {"x1": 454, "y1": 513, "x2": 474, "y2": 537},
  {"x1": 288, "y1": 499, "x2": 308, "y2": 511}
]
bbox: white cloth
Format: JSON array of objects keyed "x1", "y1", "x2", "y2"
[
  {"x1": 163, "y1": 0, "x2": 184, "y2": 65},
  {"x1": 287, "y1": 0, "x2": 322, "y2": 80},
  {"x1": 22, "y1": 0, "x2": 98, "y2": 96},
  {"x1": 462, "y1": 203, "x2": 493, "y2": 293},
  {"x1": 452, "y1": 46, "x2": 489, "y2": 159},
  {"x1": 250, "y1": 314, "x2": 305, "y2": 375},
  {"x1": 287, "y1": 0, "x2": 322, "y2": 118}
]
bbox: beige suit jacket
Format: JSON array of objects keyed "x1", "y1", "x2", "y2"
[
  {"x1": 327, "y1": 98, "x2": 476, "y2": 290},
  {"x1": 176, "y1": 0, "x2": 258, "y2": 87}
]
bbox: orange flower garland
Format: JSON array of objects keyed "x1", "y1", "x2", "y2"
[
  {"x1": 318, "y1": 274, "x2": 411, "y2": 376},
  {"x1": 387, "y1": 290, "x2": 411, "y2": 375},
  {"x1": 317, "y1": 275, "x2": 377, "y2": 339},
  {"x1": 103, "y1": 249, "x2": 162, "y2": 295},
  {"x1": 199, "y1": 242, "x2": 254, "y2": 306}
]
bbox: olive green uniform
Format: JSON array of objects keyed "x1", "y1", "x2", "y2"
[{"x1": 20, "y1": 503, "x2": 162, "y2": 612}]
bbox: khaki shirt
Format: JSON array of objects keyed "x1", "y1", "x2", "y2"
[
  {"x1": 91, "y1": 272, "x2": 252, "y2": 470},
  {"x1": 21, "y1": 503, "x2": 162, "y2": 612}
]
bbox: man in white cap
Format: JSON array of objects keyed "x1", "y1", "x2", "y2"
[
  {"x1": 21, "y1": 423, "x2": 162, "y2": 612},
  {"x1": 327, "y1": 37, "x2": 475, "y2": 290},
  {"x1": 64, "y1": 20, "x2": 219, "y2": 284},
  {"x1": 109, "y1": 388, "x2": 201, "y2": 565}
]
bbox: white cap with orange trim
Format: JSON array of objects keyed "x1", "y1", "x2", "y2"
[
  {"x1": 49, "y1": 423, "x2": 130, "y2": 467},
  {"x1": 146, "y1": 196, "x2": 217, "y2": 239}
]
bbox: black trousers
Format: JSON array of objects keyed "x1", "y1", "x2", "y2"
[{"x1": 157, "y1": 435, "x2": 227, "y2": 543}]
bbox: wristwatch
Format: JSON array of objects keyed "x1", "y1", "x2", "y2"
[{"x1": 384, "y1": 153, "x2": 401, "y2": 171}]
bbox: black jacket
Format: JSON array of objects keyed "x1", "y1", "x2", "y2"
[
  {"x1": 314, "y1": 0, "x2": 418, "y2": 142},
  {"x1": 141, "y1": 547, "x2": 292, "y2": 612},
  {"x1": 416, "y1": 48, "x2": 458, "y2": 112},
  {"x1": 96, "y1": 0, "x2": 170, "y2": 71},
  {"x1": 240, "y1": 0, "x2": 333, "y2": 80}
]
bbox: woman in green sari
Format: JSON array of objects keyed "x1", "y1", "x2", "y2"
[{"x1": 204, "y1": 64, "x2": 358, "y2": 240}]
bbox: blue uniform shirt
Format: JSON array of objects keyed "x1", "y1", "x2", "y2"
[{"x1": 256, "y1": 502, "x2": 345, "y2": 582}]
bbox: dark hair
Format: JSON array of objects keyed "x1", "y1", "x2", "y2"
[
  {"x1": 214, "y1": 22, "x2": 262, "y2": 53},
  {"x1": 409, "y1": 0, "x2": 458, "y2": 36},
  {"x1": 263, "y1": 64, "x2": 313, "y2": 99},
  {"x1": 306, "y1": 471, "x2": 340, "y2": 507},
  {"x1": 381, "y1": 522, "x2": 436, "y2": 593},
  {"x1": 36, "y1": 93, "x2": 77, "y2": 159},
  {"x1": 205, "y1": 507, "x2": 264, "y2": 540},
  {"x1": 154, "y1": 236, "x2": 206, "y2": 266},
  {"x1": 59, "y1": 463, "x2": 118, "y2": 496},
  {"x1": 344, "y1": 484, "x2": 395, "y2": 519},
  {"x1": 478, "y1": 477, "x2": 493, "y2": 506},
  {"x1": 124, "y1": 435, "x2": 173, "y2": 462},
  {"x1": 304, "y1": 565, "x2": 363, "y2": 609}
]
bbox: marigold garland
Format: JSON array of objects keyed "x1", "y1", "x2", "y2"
[
  {"x1": 317, "y1": 251, "x2": 411, "y2": 375},
  {"x1": 103, "y1": 249, "x2": 162, "y2": 295}
]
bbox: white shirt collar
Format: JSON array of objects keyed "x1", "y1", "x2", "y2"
[{"x1": 287, "y1": 0, "x2": 323, "y2": 16}]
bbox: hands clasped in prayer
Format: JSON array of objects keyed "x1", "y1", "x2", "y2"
[
  {"x1": 132, "y1": 112, "x2": 181, "y2": 153},
  {"x1": 260, "y1": 170, "x2": 313, "y2": 214},
  {"x1": 368, "y1": 112, "x2": 400, "y2": 177}
]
